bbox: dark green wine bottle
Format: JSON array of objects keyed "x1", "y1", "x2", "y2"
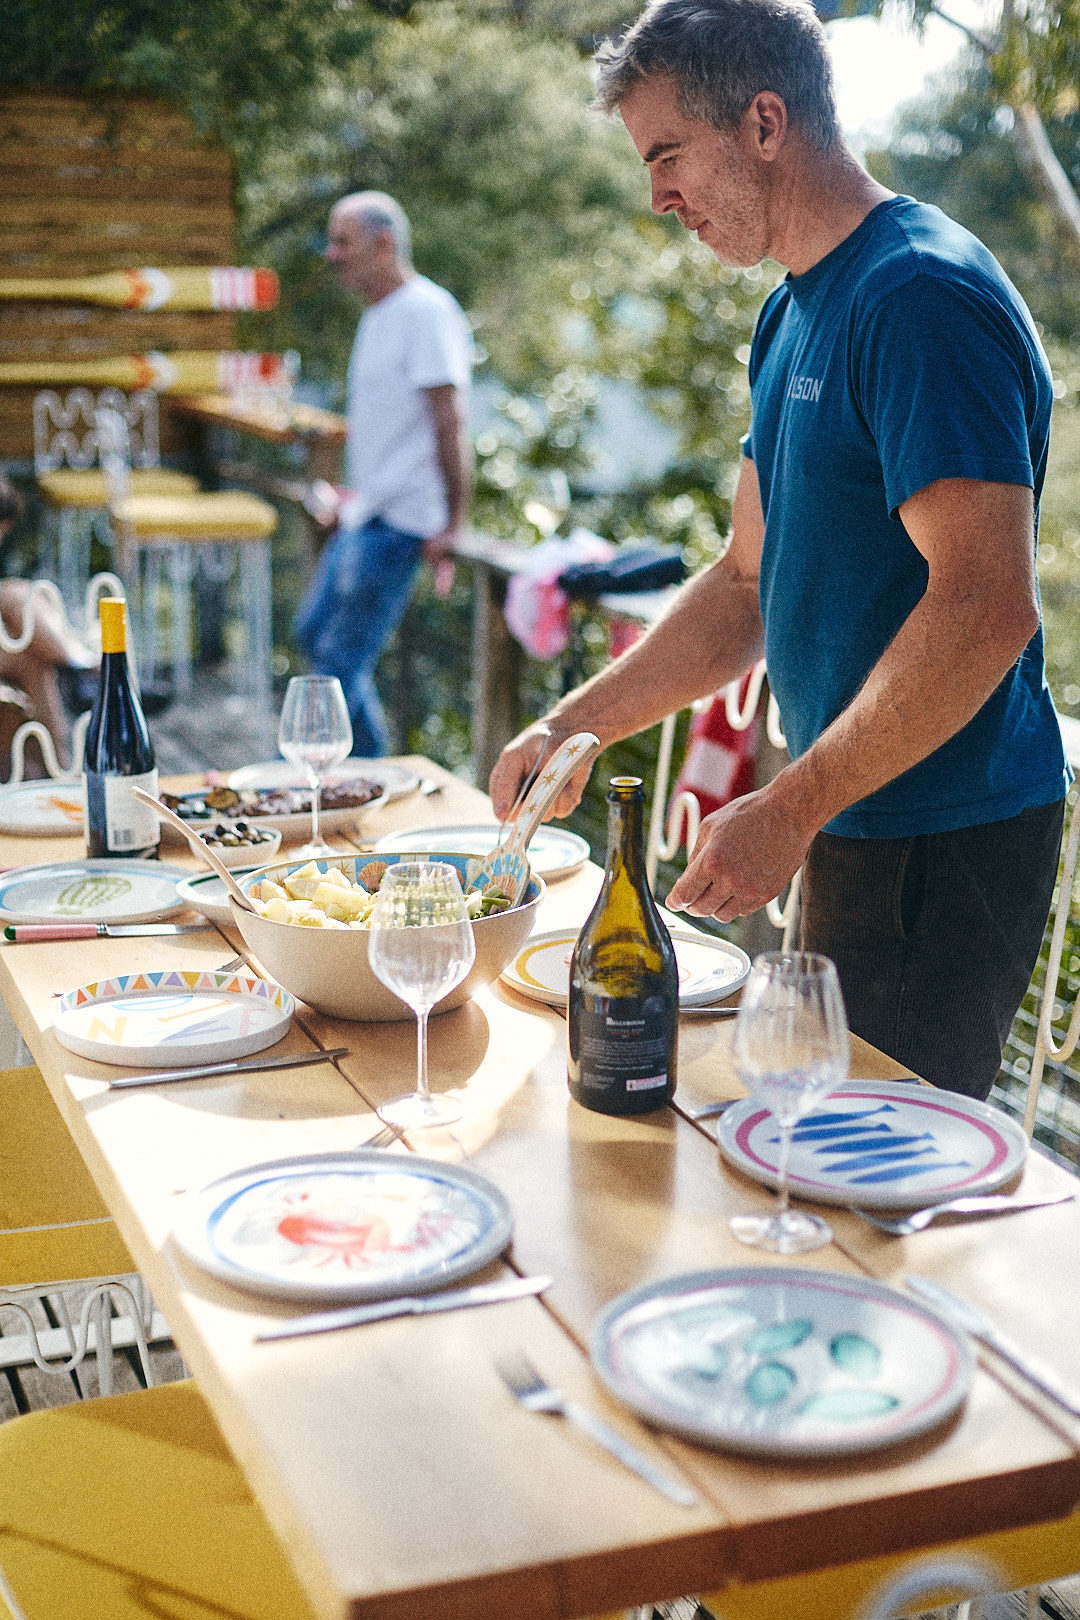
[
  {"x1": 83, "y1": 598, "x2": 159, "y2": 860},
  {"x1": 568, "y1": 776, "x2": 678, "y2": 1115}
]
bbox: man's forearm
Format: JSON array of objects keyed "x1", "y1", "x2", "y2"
[{"x1": 545, "y1": 556, "x2": 765, "y2": 745}]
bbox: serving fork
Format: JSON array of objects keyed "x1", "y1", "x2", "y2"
[
  {"x1": 493, "y1": 1350, "x2": 698, "y2": 1507},
  {"x1": 848, "y1": 1190, "x2": 1074, "y2": 1236}
]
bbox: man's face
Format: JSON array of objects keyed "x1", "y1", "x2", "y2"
[
  {"x1": 620, "y1": 75, "x2": 771, "y2": 268},
  {"x1": 324, "y1": 208, "x2": 386, "y2": 296}
]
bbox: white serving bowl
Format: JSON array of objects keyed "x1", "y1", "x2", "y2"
[{"x1": 229, "y1": 852, "x2": 544, "y2": 1022}]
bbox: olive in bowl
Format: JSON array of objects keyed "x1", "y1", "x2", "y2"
[{"x1": 200, "y1": 821, "x2": 282, "y2": 868}]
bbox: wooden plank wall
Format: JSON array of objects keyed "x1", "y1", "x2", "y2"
[{"x1": 0, "y1": 88, "x2": 236, "y2": 462}]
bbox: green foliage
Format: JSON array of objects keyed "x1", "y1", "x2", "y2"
[
  {"x1": 869, "y1": 65, "x2": 1080, "y2": 339},
  {"x1": 242, "y1": 8, "x2": 640, "y2": 389},
  {"x1": 0, "y1": 0, "x2": 379, "y2": 157}
]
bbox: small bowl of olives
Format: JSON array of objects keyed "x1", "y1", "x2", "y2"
[{"x1": 198, "y1": 820, "x2": 281, "y2": 867}]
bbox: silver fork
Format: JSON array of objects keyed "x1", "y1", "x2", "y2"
[
  {"x1": 848, "y1": 1190, "x2": 1074, "y2": 1236},
  {"x1": 364, "y1": 1122, "x2": 408, "y2": 1151},
  {"x1": 493, "y1": 1350, "x2": 698, "y2": 1507}
]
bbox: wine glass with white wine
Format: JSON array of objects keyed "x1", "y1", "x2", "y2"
[
  {"x1": 729, "y1": 951, "x2": 849, "y2": 1254},
  {"x1": 277, "y1": 675, "x2": 352, "y2": 859},
  {"x1": 368, "y1": 862, "x2": 476, "y2": 1130}
]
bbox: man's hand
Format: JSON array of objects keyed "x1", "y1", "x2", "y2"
[
  {"x1": 489, "y1": 722, "x2": 595, "y2": 822},
  {"x1": 422, "y1": 526, "x2": 458, "y2": 565},
  {"x1": 666, "y1": 777, "x2": 816, "y2": 922}
]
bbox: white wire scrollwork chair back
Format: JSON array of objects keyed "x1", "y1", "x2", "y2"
[
  {"x1": 0, "y1": 572, "x2": 124, "y2": 785},
  {"x1": 32, "y1": 388, "x2": 159, "y2": 477},
  {"x1": 648, "y1": 659, "x2": 799, "y2": 944},
  {"x1": 1022, "y1": 793, "x2": 1080, "y2": 1138}
]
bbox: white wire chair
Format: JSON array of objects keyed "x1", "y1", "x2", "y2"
[
  {"x1": 646, "y1": 659, "x2": 799, "y2": 945},
  {"x1": 1022, "y1": 792, "x2": 1080, "y2": 1139}
]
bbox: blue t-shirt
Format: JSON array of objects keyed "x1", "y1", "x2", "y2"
[{"x1": 745, "y1": 195, "x2": 1068, "y2": 837}]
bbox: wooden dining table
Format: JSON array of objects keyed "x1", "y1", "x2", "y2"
[{"x1": 1, "y1": 758, "x2": 1079, "y2": 1620}]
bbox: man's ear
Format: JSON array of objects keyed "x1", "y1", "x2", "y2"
[{"x1": 746, "y1": 90, "x2": 788, "y2": 160}]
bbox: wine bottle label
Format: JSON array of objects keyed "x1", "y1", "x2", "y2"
[
  {"x1": 575, "y1": 1002, "x2": 673, "y2": 1097},
  {"x1": 84, "y1": 769, "x2": 159, "y2": 853}
]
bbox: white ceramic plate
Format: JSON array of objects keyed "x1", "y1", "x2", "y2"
[
  {"x1": 374, "y1": 822, "x2": 591, "y2": 883},
  {"x1": 0, "y1": 859, "x2": 189, "y2": 925},
  {"x1": 500, "y1": 926, "x2": 751, "y2": 1008},
  {"x1": 173, "y1": 1151, "x2": 514, "y2": 1303},
  {"x1": 177, "y1": 866, "x2": 274, "y2": 926},
  {"x1": 716, "y1": 1079, "x2": 1029, "y2": 1210},
  {"x1": 0, "y1": 781, "x2": 86, "y2": 837},
  {"x1": 159, "y1": 785, "x2": 387, "y2": 847},
  {"x1": 591, "y1": 1266, "x2": 973, "y2": 1458},
  {"x1": 53, "y1": 969, "x2": 294, "y2": 1068},
  {"x1": 228, "y1": 758, "x2": 419, "y2": 804}
]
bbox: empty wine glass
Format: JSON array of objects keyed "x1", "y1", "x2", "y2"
[
  {"x1": 729, "y1": 951, "x2": 849, "y2": 1254},
  {"x1": 277, "y1": 675, "x2": 352, "y2": 858},
  {"x1": 368, "y1": 862, "x2": 476, "y2": 1130}
]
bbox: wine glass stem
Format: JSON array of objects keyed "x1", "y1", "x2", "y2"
[
  {"x1": 309, "y1": 774, "x2": 322, "y2": 846},
  {"x1": 774, "y1": 1121, "x2": 794, "y2": 1220},
  {"x1": 415, "y1": 1006, "x2": 431, "y2": 1098}
]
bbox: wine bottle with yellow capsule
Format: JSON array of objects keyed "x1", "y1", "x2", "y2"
[
  {"x1": 83, "y1": 599, "x2": 159, "y2": 860},
  {"x1": 568, "y1": 776, "x2": 678, "y2": 1114}
]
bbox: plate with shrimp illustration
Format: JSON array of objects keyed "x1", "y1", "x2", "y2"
[{"x1": 173, "y1": 1151, "x2": 514, "y2": 1302}]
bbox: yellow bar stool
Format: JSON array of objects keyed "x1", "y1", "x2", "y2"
[
  {"x1": 0, "y1": 1379, "x2": 317, "y2": 1620},
  {"x1": 0, "y1": 1063, "x2": 156, "y2": 1397},
  {"x1": 32, "y1": 389, "x2": 198, "y2": 620},
  {"x1": 108, "y1": 490, "x2": 277, "y2": 706},
  {"x1": 94, "y1": 404, "x2": 278, "y2": 705}
]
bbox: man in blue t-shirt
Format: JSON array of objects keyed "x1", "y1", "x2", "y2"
[{"x1": 490, "y1": 0, "x2": 1069, "y2": 1102}]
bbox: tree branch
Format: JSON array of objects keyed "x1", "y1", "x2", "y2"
[{"x1": 929, "y1": 2, "x2": 1080, "y2": 272}]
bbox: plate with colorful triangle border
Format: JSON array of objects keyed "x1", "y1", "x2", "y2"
[{"x1": 52, "y1": 970, "x2": 294, "y2": 1068}]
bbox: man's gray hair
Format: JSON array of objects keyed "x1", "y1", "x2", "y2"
[
  {"x1": 594, "y1": 0, "x2": 839, "y2": 150},
  {"x1": 333, "y1": 191, "x2": 413, "y2": 263}
]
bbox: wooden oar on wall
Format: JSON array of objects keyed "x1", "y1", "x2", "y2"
[
  {"x1": 0, "y1": 267, "x2": 279, "y2": 311},
  {"x1": 0, "y1": 351, "x2": 285, "y2": 393}
]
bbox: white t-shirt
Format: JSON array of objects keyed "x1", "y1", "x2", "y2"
[{"x1": 344, "y1": 274, "x2": 472, "y2": 539}]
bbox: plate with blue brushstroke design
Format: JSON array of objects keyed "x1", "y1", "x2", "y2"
[
  {"x1": 716, "y1": 1079, "x2": 1027, "y2": 1210},
  {"x1": 591, "y1": 1266, "x2": 973, "y2": 1457}
]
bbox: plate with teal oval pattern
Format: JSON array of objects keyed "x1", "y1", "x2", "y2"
[
  {"x1": 173, "y1": 1151, "x2": 514, "y2": 1303},
  {"x1": 591, "y1": 1267, "x2": 973, "y2": 1457},
  {"x1": 716, "y1": 1079, "x2": 1028, "y2": 1211}
]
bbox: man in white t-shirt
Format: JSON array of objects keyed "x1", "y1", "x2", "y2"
[{"x1": 295, "y1": 191, "x2": 472, "y2": 756}]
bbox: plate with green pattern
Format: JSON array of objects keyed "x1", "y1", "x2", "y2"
[{"x1": 590, "y1": 1267, "x2": 972, "y2": 1458}]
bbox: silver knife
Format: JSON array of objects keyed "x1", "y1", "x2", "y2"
[
  {"x1": 256, "y1": 1272, "x2": 552, "y2": 1342},
  {"x1": 4, "y1": 922, "x2": 211, "y2": 941},
  {"x1": 109, "y1": 1046, "x2": 350, "y2": 1089},
  {"x1": 906, "y1": 1273, "x2": 1080, "y2": 1420}
]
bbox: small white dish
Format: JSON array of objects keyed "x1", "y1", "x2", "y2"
[
  {"x1": 374, "y1": 822, "x2": 590, "y2": 883},
  {"x1": 173, "y1": 1150, "x2": 514, "y2": 1303},
  {"x1": 591, "y1": 1266, "x2": 973, "y2": 1458},
  {"x1": 53, "y1": 969, "x2": 293, "y2": 1067},
  {"x1": 193, "y1": 822, "x2": 281, "y2": 868},
  {"x1": 501, "y1": 926, "x2": 751, "y2": 1008},
  {"x1": 176, "y1": 866, "x2": 271, "y2": 926}
]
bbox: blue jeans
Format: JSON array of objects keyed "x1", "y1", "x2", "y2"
[{"x1": 293, "y1": 515, "x2": 424, "y2": 758}]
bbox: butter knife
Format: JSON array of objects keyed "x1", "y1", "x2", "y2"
[
  {"x1": 256, "y1": 1272, "x2": 552, "y2": 1342},
  {"x1": 906, "y1": 1273, "x2": 1080, "y2": 1420},
  {"x1": 5, "y1": 921, "x2": 211, "y2": 941}
]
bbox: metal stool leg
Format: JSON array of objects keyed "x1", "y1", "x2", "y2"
[
  {"x1": 166, "y1": 543, "x2": 193, "y2": 693},
  {"x1": 240, "y1": 538, "x2": 272, "y2": 706}
]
